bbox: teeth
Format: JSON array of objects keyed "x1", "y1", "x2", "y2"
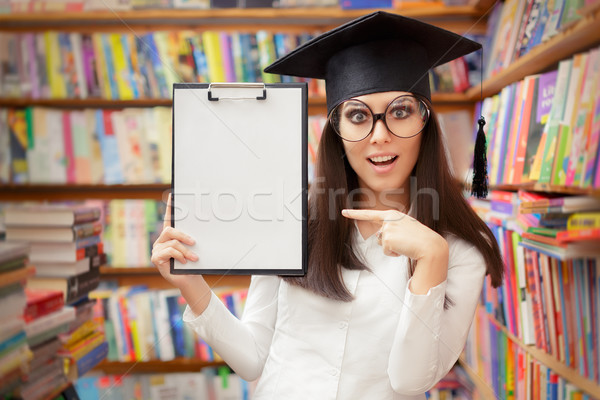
[{"x1": 370, "y1": 155, "x2": 395, "y2": 162}]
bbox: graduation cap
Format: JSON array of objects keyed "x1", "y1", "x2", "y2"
[{"x1": 264, "y1": 11, "x2": 488, "y2": 198}]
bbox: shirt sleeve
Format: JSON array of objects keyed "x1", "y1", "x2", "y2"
[
  {"x1": 388, "y1": 236, "x2": 486, "y2": 395},
  {"x1": 182, "y1": 275, "x2": 281, "y2": 381}
]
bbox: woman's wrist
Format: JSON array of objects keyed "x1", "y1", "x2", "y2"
[
  {"x1": 179, "y1": 275, "x2": 213, "y2": 316},
  {"x1": 409, "y1": 235, "x2": 449, "y2": 294}
]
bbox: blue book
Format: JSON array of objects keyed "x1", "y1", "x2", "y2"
[
  {"x1": 143, "y1": 33, "x2": 169, "y2": 98},
  {"x1": 134, "y1": 36, "x2": 152, "y2": 97},
  {"x1": 76, "y1": 341, "x2": 109, "y2": 377},
  {"x1": 240, "y1": 34, "x2": 256, "y2": 82},
  {"x1": 120, "y1": 35, "x2": 139, "y2": 99},
  {"x1": 75, "y1": 376, "x2": 100, "y2": 399},
  {"x1": 95, "y1": 109, "x2": 123, "y2": 184},
  {"x1": 340, "y1": 0, "x2": 392, "y2": 9},
  {"x1": 0, "y1": 331, "x2": 26, "y2": 356},
  {"x1": 273, "y1": 34, "x2": 293, "y2": 83},
  {"x1": 165, "y1": 294, "x2": 186, "y2": 358}
]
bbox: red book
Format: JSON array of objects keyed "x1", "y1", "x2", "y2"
[
  {"x1": 118, "y1": 296, "x2": 135, "y2": 362},
  {"x1": 24, "y1": 288, "x2": 65, "y2": 322},
  {"x1": 556, "y1": 228, "x2": 600, "y2": 243},
  {"x1": 524, "y1": 248, "x2": 546, "y2": 351},
  {"x1": 550, "y1": 258, "x2": 566, "y2": 363},
  {"x1": 512, "y1": 75, "x2": 538, "y2": 184}
]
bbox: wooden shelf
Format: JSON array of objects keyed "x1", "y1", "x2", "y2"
[
  {"x1": 466, "y1": 4, "x2": 600, "y2": 99},
  {"x1": 457, "y1": 357, "x2": 496, "y2": 400},
  {"x1": 95, "y1": 359, "x2": 226, "y2": 374},
  {"x1": 491, "y1": 183, "x2": 600, "y2": 197},
  {"x1": 485, "y1": 314, "x2": 600, "y2": 398},
  {"x1": 99, "y1": 267, "x2": 252, "y2": 289},
  {"x1": 0, "y1": 5, "x2": 487, "y2": 30},
  {"x1": 0, "y1": 92, "x2": 471, "y2": 109},
  {"x1": 0, "y1": 184, "x2": 170, "y2": 201}
]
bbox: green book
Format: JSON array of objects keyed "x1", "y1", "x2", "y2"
[{"x1": 526, "y1": 226, "x2": 560, "y2": 237}]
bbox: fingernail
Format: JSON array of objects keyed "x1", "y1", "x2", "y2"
[
  {"x1": 190, "y1": 253, "x2": 199, "y2": 261},
  {"x1": 188, "y1": 236, "x2": 196, "y2": 244}
]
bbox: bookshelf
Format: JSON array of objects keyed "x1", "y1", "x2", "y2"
[
  {"x1": 465, "y1": 2, "x2": 600, "y2": 99},
  {"x1": 483, "y1": 313, "x2": 600, "y2": 398},
  {"x1": 1, "y1": 0, "x2": 598, "y2": 393}
]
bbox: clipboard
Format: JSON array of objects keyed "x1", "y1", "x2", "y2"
[{"x1": 171, "y1": 82, "x2": 308, "y2": 276}]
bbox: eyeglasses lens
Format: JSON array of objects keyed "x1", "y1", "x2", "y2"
[{"x1": 329, "y1": 95, "x2": 429, "y2": 141}]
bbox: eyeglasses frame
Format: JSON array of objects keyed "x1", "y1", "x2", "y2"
[{"x1": 327, "y1": 94, "x2": 431, "y2": 142}]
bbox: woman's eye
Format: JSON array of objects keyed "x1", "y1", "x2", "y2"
[
  {"x1": 346, "y1": 109, "x2": 370, "y2": 124},
  {"x1": 390, "y1": 106, "x2": 412, "y2": 119}
]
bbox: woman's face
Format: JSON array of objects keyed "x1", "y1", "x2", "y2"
[{"x1": 340, "y1": 91, "x2": 424, "y2": 208}]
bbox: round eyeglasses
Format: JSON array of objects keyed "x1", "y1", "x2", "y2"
[{"x1": 328, "y1": 95, "x2": 430, "y2": 142}]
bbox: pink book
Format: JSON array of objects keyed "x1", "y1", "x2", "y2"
[
  {"x1": 62, "y1": 111, "x2": 76, "y2": 184},
  {"x1": 219, "y1": 32, "x2": 236, "y2": 82},
  {"x1": 24, "y1": 34, "x2": 40, "y2": 99}
]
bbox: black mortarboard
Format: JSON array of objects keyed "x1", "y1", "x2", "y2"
[
  {"x1": 264, "y1": 11, "x2": 489, "y2": 198},
  {"x1": 264, "y1": 11, "x2": 481, "y2": 113}
]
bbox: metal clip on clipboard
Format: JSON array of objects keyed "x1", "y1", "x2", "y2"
[{"x1": 207, "y1": 82, "x2": 267, "y2": 101}]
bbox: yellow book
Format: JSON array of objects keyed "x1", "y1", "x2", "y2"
[
  {"x1": 130, "y1": 319, "x2": 143, "y2": 361},
  {"x1": 44, "y1": 31, "x2": 67, "y2": 98},
  {"x1": 91, "y1": 33, "x2": 111, "y2": 99},
  {"x1": 109, "y1": 33, "x2": 134, "y2": 100},
  {"x1": 109, "y1": 199, "x2": 127, "y2": 268},
  {"x1": 69, "y1": 331, "x2": 105, "y2": 361},
  {"x1": 61, "y1": 320, "x2": 98, "y2": 348},
  {"x1": 155, "y1": 107, "x2": 172, "y2": 184},
  {"x1": 567, "y1": 212, "x2": 600, "y2": 230},
  {"x1": 202, "y1": 31, "x2": 225, "y2": 82}
]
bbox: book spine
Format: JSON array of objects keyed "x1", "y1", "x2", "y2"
[
  {"x1": 24, "y1": 293, "x2": 65, "y2": 322},
  {"x1": 74, "y1": 341, "x2": 108, "y2": 378}
]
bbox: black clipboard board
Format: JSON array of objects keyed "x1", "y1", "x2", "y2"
[{"x1": 171, "y1": 82, "x2": 308, "y2": 276}]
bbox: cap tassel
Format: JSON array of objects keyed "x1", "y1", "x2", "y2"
[{"x1": 471, "y1": 116, "x2": 488, "y2": 199}]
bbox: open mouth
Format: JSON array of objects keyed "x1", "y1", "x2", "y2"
[{"x1": 369, "y1": 155, "x2": 398, "y2": 166}]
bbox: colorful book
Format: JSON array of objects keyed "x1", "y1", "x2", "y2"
[{"x1": 538, "y1": 59, "x2": 573, "y2": 183}]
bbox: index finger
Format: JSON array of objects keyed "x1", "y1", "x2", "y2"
[
  {"x1": 163, "y1": 193, "x2": 172, "y2": 229},
  {"x1": 341, "y1": 209, "x2": 389, "y2": 221}
]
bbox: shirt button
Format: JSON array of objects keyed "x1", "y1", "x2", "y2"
[
  {"x1": 330, "y1": 369, "x2": 339, "y2": 376},
  {"x1": 435, "y1": 300, "x2": 443, "y2": 308},
  {"x1": 339, "y1": 322, "x2": 348, "y2": 329},
  {"x1": 430, "y1": 365, "x2": 438, "y2": 372},
  {"x1": 433, "y1": 334, "x2": 440, "y2": 341}
]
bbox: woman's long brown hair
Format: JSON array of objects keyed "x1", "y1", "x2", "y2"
[{"x1": 285, "y1": 99, "x2": 504, "y2": 301}]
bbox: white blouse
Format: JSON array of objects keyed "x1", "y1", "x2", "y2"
[{"x1": 183, "y1": 231, "x2": 486, "y2": 399}]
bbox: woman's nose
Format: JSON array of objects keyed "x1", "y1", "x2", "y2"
[{"x1": 369, "y1": 117, "x2": 392, "y2": 143}]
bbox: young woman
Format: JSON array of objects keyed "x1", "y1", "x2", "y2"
[{"x1": 152, "y1": 11, "x2": 503, "y2": 399}]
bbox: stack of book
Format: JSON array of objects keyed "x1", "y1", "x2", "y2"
[
  {"x1": 0, "y1": 241, "x2": 35, "y2": 398},
  {"x1": 20, "y1": 288, "x2": 73, "y2": 399},
  {"x1": 4, "y1": 204, "x2": 109, "y2": 386},
  {"x1": 5, "y1": 204, "x2": 105, "y2": 304}
]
